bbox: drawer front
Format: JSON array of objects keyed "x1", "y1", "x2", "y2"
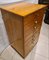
[
  {"x1": 24, "y1": 9, "x2": 44, "y2": 57},
  {"x1": 32, "y1": 28, "x2": 40, "y2": 45},
  {"x1": 33, "y1": 22, "x2": 41, "y2": 32},
  {"x1": 34, "y1": 9, "x2": 44, "y2": 21},
  {"x1": 24, "y1": 14, "x2": 34, "y2": 40},
  {"x1": 24, "y1": 14, "x2": 34, "y2": 56},
  {"x1": 24, "y1": 30, "x2": 40, "y2": 56},
  {"x1": 24, "y1": 27, "x2": 41, "y2": 56},
  {"x1": 33, "y1": 9, "x2": 44, "y2": 32}
]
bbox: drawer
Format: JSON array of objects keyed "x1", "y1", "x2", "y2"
[
  {"x1": 33, "y1": 9, "x2": 44, "y2": 25},
  {"x1": 33, "y1": 23, "x2": 41, "y2": 32},
  {"x1": 33, "y1": 12, "x2": 43, "y2": 32},
  {"x1": 24, "y1": 40, "x2": 33, "y2": 56},
  {"x1": 34, "y1": 18, "x2": 42, "y2": 25},
  {"x1": 24, "y1": 27, "x2": 40, "y2": 52},
  {"x1": 25, "y1": 45, "x2": 33, "y2": 57},
  {"x1": 34, "y1": 9, "x2": 44, "y2": 19},
  {"x1": 32, "y1": 29, "x2": 40, "y2": 45},
  {"x1": 24, "y1": 31, "x2": 40, "y2": 56},
  {"x1": 24, "y1": 22, "x2": 34, "y2": 32},
  {"x1": 24, "y1": 32, "x2": 33, "y2": 42}
]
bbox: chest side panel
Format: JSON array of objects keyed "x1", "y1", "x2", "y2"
[{"x1": 1, "y1": 9, "x2": 24, "y2": 57}]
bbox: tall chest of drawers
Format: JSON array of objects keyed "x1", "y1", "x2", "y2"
[{"x1": 0, "y1": 2, "x2": 46, "y2": 58}]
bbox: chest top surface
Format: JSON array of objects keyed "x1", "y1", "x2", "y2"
[{"x1": 0, "y1": 2, "x2": 47, "y2": 17}]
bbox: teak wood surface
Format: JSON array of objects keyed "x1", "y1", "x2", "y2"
[
  {"x1": 0, "y1": 2, "x2": 47, "y2": 58},
  {"x1": 1, "y1": 2, "x2": 46, "y2": 16}
]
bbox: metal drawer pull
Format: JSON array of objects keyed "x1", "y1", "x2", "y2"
[
  {"x1": 35, "y1": 21, "x2": 37, "y2": 24},
  {"x1": 34, "y1": 26, "x2": 36, "y2": 29}
]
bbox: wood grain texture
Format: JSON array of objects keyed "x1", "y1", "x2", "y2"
[
  {"x1": 23, "y1": 9, "x2": 45, "y2": 57},
  {"x1": 1, "y1": 2, "x2": 46, "y2": 58},
  {"x1": 1, "y1": 10, "x2": 24, "y2": 57},
  {"x1": 0, "y1": 2, "x2": 46, "y2": 16}
]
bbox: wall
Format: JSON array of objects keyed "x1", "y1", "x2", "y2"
[
  {"x1": 24, "y1": 0, "x2": 38, "y2": 4},
  {"x1": 0, "y1": 0, "x2": 23, "y2": 4}
]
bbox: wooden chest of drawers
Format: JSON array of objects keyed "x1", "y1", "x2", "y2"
[{"x1": 0, "y1": 2, "x2": 46, "y2": 58}]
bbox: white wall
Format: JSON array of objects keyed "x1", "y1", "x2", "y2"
[
  {"x1": 24, "y1": 0, "x2": 38, "y2": 4},
  {"x1": 0, "y1": 0, "x2": 23, "y2": 4},
  {"x1": 0, "y1": 0, "x2": 38, "y2": 4}
]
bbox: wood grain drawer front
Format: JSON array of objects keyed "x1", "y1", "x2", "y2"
[
  {"x1": 32, "y1": 30, "x2": 40, "y2": 46},
  {"x1": 24, "y1": 14, "x2": 34, "y2": 40},
  {"x1": 33, "y1": 9, "x2": 44, "y2": 26},
  {"x1": 24, "y1": 38, "x2": 33, "y2": 56},
  {"x1": 33, "y1": 22, "x2": 41, "y2": 33},
  {"x1": 34, "y1": 9, "x2": 44, "y2": 20},
  {"x1": 33, "y1": 9, "x2": 44, "y2": 32},
  {"x1": 24, "y1": 27, "x2": 40, "y2": 47},
  {"x1": 24, "y1": 14, "x2": 34, "y2": 56}
]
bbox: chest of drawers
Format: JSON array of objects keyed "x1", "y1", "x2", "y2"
[{"x1": 0, "y1": 2, "x2": 46, "y2": 58}]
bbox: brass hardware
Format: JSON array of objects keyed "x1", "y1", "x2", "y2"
[
  {"x1": 35, "y1": 21, "x2": 38, "y2": 24},
  {"x1": 34, "y1": 26, "x2": 37, "y2": 29}
]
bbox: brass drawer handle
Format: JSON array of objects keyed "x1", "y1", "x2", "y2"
[
  {"x1": 34, "y1": 26, "x2": 37, "y2": 29},
  {"x1": 35, "y1": 21, "x2": 38, "y2": 24}
]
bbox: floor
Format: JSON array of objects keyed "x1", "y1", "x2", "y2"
[{"x1": 0, "y1": 13, "x2": 49, "y2": 60}]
